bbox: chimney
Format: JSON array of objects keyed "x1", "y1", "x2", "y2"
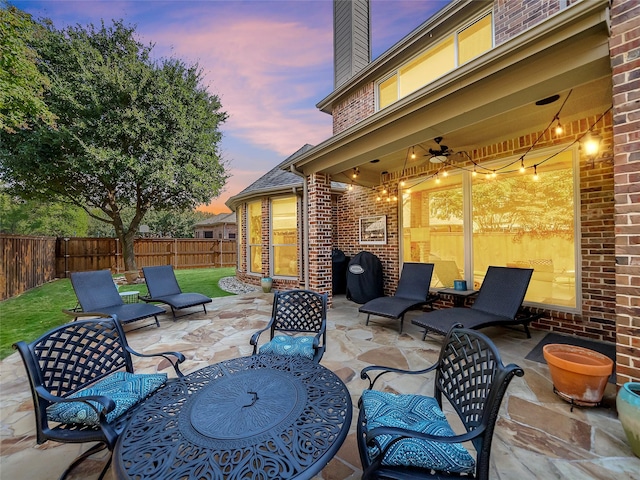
[{"x1": 334, "y1": 0, "x2": 371, "y2": 89}]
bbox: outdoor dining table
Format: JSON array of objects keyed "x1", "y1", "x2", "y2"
[{"x1": 113, "y1": 354, "x2": 353, "y2": 479}]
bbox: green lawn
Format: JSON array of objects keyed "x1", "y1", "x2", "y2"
[{"x1": 0, "y1": 267, "x2": 236, "y2": 360}]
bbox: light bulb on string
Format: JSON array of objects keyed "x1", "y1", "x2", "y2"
[
  {"x1": 533, "y1": 165, "x2": 539, "y2": 181},
  {"x1": 472, "y1": 166, "x2": 477, "y2": 177},
  {"x1": 386, "y1": 197, "x2": 391, "y2": 202},
  {"x1": 392, "y1": 195, "x2": 397, "y2": 202},
  {"x1": 491, "y1": 170, "x2": 497, "y2": 179},
  {"x1": 443, "y1": 169, "x2": 448, "y2": 177},
  {"x1": 519, "y1": 159, "x2": 525, "y2": 173},
  {"x1": 376, "y1": 195, "x2": 381, "y2": 201},
  {"x1": 400, "y1": 180, "x2": 406, "y2": 187},
  {"x1": 382, "y1": 187, "x2": 387, "y2": 194},
  {"x1": 348, "y1": 184, "x2": 353, "y2": 191},
  {"x1": 411, "y1": 147, "x2": 416, "y2": 160},
  {"x1": 555, "y1": 120, "x2": 563, "y2": 136},
  {"x1": 435, "y1": 173, "x2": 440, "y2": 184}
]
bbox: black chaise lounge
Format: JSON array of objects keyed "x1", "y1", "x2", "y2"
[
  {"x1": 358, "y1": 262, "x2": 438, "y2": 333},
  {"x1": 141, "y1": 265, "x2": 212, "y2": 320},
  {"x1": 68, "y1": 270, "x2": 164, "y2": 328},
  {"x1": 412, "y1": 266, "x2": 541, "y2": 340},
  {"x1": 357, "y1": 328, "x2": 524, "y2": 479}
]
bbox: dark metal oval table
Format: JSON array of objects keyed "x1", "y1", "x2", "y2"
[{"x1": 113, "y1": 354, "x2": 353, "y2": 479}]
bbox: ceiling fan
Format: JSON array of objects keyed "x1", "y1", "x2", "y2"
[{"x1": 428, "y1": 137, "x2": 453, "y2": 163}]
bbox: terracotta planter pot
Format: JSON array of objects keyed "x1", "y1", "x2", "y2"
[
  {"x1": 543, "y1": 343, "x2": 613, "y2": 407},
  {"x1": 617, "y1": 382, "x2": 640, "y2": 457}
]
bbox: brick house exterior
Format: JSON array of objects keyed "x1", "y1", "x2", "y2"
[{"x1": 228, "y1": 0, "x2": 639, "y2": 384}]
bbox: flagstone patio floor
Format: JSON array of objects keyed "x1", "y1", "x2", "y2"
[{"x1": 1, "y1": 291, "x2": 639, "y2": 479}]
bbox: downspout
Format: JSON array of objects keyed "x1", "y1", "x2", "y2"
[{"x1": 290, "y1": 165, "x2": 309, "y2": 289}]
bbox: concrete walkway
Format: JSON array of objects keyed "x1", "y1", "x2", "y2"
[{"x1": 1, "y1": 291, "x2": 638, "y2": 479}]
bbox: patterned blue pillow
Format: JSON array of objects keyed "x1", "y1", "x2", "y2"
[
  {"x1": 259, "y1": 335, "x2": 315, "y2": 360},
  {"x1": 47, "y1": 371, "x2": 167, "y2": 426},
  {"x1": 362, "y1": 390, "x2": 475, "y2": 473}
]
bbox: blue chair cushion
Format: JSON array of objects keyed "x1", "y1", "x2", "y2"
[
  {"x1": 47, "y1": 371, "x2": 167, "y2": 426},
  {"x1": 259, "y1": 335, "x2": 315, "y2": 360},
  {"x1": 362, "y1": 390, "x2": 475, "y2": 473}
]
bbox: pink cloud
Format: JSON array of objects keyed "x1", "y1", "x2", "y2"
[{"x1": 149, "y1": 16, "x2": 334, "y2": 157}]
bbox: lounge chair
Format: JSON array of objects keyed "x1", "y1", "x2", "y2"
[
  {"x1": 357, "y1": 328, "x2": 524, "y2": 479},
  {"x1": 412, "y1": 266, "x2": 541, "y2": 339},
  {"x1": 251, "y1": 289, "x2": 328, "y2": 362},
  {"x1": 358, "y1": 262, "x2": 438, "y2": 333},
  {"x1": 141, "y1": 265, "x2": 212, "y2": 320},
  {"x1": 67, "y1": 270, "x2": 164, "y2": 328}
]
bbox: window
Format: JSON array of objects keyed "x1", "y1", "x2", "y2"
[
  {"x1": 458, "y1": 13, "x2": 493, "y2": 65},
  {"x1": 402, "y1": 173, "x2": 464, "y2": 288},
  {"x1": 237, "y1": 206, "x2": 243, "y2": 269},
  {"x1": 402, "y1": 149, "x2": 577, "y2": 310},
  {"x1": 271, "y1": 197, "x2": 298, "y2": 277},
  {"x1": 203, "y1": 231, "x2": 213, "y2": 238},
  {"x1": 377, "y1": 12, "x2": 492, "y2": 110},
  {"x1": 229, "y1": 233, "x2": 236, "y2": 239},
  {"x1": 247, "y1": 201, "x2": 262, "y2": 274}
]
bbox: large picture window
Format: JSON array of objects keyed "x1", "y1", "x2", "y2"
[
  {"x1": 402, "y1": 149, "x2": 577, "y2": 310},
  {"x1": 271, "y1": 197, "x2": 298, "y2": 277},
  {"x1": 247, "y1": 201, "x2": 262, "y2": 274}
]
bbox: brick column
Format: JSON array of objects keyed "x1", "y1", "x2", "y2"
[
  {"x1": 307, "y1": 173, "x2": 333, "y2": 298},
  {"x1": 610, "y1": 0, "x2": 640, "y2": 384}
]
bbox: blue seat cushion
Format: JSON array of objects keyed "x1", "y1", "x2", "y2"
[
  {"x1": 47, "y1": 371, "x2": 167, "y2": 426},
  {"x1": 362, "y1": 390, "x2": 475, "y2": 473},
  {"x1": 259, "y1": 335, "x2": 315, "y2": 360}
]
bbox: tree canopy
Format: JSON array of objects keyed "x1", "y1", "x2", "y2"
[
  {"x1": 0, "y1": 17, "x2": 229, "y2": 269},
  {"x1": 0, "y1": 1, "x2": 56, "y2": 132}
]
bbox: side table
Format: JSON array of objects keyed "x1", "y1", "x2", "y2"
[
  {"x1": 437, "y1": 288, "x2": 478, "y2": 307},
  {"x1": 118, "y1": 291, "x2": 139, "y2": 304}
]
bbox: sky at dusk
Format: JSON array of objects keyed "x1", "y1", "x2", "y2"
[{"x1": 13, "y1": 0, "x2": 449, "y2": 213}]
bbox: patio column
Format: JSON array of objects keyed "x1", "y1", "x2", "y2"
[
  {"x1": 611, "y1": 0, "x2": 640, "y2": 385},
  {"x1": 307, "y1": 173, "x2": 333, "y2": 299}
]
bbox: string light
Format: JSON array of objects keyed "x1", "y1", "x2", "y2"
[
  {"x1": 411, "y1": 147, "x2": 416, "y2": 160},
  {"x1": 533, "y1": 165, "x2": 539, "y2": 181},
  {"x1": 348, "y1": 184, "x2": 353, "y2": 191},
  {"x1": 435, "y1": 173, "x2": 440, "y2": 184},
  {"x1": 400, "y1": 179, "x2": 406, "y2": 187},
  {"x1": 472, "y1": 165, "x2": 477, "y2": 177},
  {"x1": 442, "y1": 169, "x2": 449, "y2": 177},
  {"x1": 352, "y1": 167, "x2": 359, "y2": 179},
  {"x1": 519, "y1": 158, "x2": 525, "y2": 173},
  {"x1": 555, "y1": 120, "x2": 563, "y2": 135}
]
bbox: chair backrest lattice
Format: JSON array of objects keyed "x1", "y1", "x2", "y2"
[
  {"x1": 471, "y1": 266, "x2": 533, "y2": 318},
  {"x1": 30, "y1": 319, "x2": 132, "y2": 397},
  {"x1": 433, "y1": 329, "x2": 523, "y2": 470},
  {"x1": 271, "y1": 290, "x2": 327, "y2": 334}
]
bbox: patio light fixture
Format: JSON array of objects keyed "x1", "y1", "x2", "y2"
[{"x1": 581, "y1": 132, "x2": 601, "y2": 158}]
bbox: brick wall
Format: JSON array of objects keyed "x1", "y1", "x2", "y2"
[
  {"x1": 332, "y1": 83, "x2": 375, "y2": 135},
  {"x1": 333, "y1": 114, "x2": 617, "y2": 342},
  {"x1": 335, "y1": 184, "x2": 400, "y2": 295},
  {"x1": 308, "y1": 174, "x2": 333, "y2": 295},
  {"x1": 493, "y1": 0, "x2": 579, "y2": 46},
  {"x1": 610, "y1": 0, "x2": 640, "y2": 384}
]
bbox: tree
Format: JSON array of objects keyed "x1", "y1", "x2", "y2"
[
  {"x1": 0, "y1": 1, "x2": 56, "y2": 132},
  {"x1": 0, "y1": 19, "x2": 228, "y2": 271},
  {"x1": 0, "y1": 191, "x2": 89, "y2": 236}
]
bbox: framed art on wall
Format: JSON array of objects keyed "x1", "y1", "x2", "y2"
[{"x1": 359, "y1": 215, "x2": 387, "y2": 245}]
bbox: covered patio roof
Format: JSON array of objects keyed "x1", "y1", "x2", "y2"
[{"x1": 292, "y1": 0, "x2": 611, "y2": 187}]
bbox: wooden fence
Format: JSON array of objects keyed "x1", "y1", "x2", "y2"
[{"x1": 1, "y1": 235, "x2": 237, "y2": 300}]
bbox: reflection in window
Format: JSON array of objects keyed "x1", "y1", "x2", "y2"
[
  {"x1": 402, "y1": 173, "x2": 464, "y2": 288},
  {"x1": 272, "y1": 197, "x2": 298, "y2": 277},
  {"x1": 472, "y1": 151, "x2": 575, "y2": 308},
  {"x1": 401, "y1": 149, "x2": 577, "y2": 310},
  {"x1": 248, "y1": 201, "x2": 262, "y2": 274}
]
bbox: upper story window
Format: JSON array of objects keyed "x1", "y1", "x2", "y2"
[{"x1": 377, "y1": 12, "x2": 493, "y2": 110}]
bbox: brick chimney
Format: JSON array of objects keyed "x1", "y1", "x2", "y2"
[{"x1": 333, "y1": 0, "x2": 371, "y2": 88}]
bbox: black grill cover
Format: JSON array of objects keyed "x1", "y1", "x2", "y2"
[{"x1": 346, "y1": 251, "x2": 384, "y2": 304}]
